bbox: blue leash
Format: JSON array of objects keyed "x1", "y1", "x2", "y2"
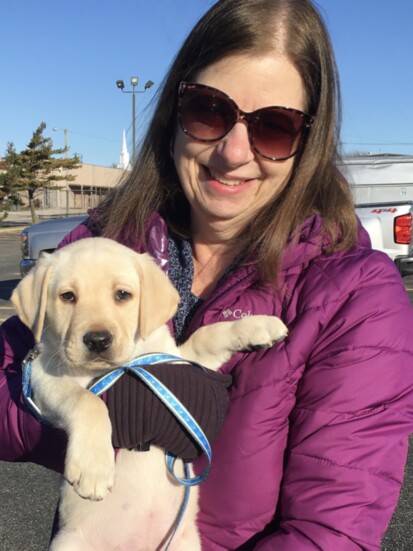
[{"x1": 22, "y1": 350, "x2": 212, "y2": 549}]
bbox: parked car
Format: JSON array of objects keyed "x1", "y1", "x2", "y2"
[{"x1": 20, "y1": 215, "x2": 87, "y2": 277}]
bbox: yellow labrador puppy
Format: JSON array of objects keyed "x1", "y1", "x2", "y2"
[{"x1": 11, "y1": 237, "x2": 287, "y2": 551}]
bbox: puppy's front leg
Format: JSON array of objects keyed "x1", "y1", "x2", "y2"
[
  {"x1": 63, "y1": 390, "x2": 115, "y2": 501},
  {"x1": 31, "y1": 363, "x2": 115, "y2": 501},
  {"x1": 178, "y1": 315, "x2": 288, "y2": 370}
]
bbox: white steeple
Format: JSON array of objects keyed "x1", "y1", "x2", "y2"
[{"x1": 117, "y1": 129, "x2": 131, "y2": 170}]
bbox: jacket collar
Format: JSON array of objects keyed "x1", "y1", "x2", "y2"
[{"x1": 280, "y1": 215, "x2": 371, "y2": 272}]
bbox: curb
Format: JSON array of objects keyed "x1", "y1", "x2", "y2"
[{"x1": 0, "y1": 226, "x2": 27, "y2": 234}]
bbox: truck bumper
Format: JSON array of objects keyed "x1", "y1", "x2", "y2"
[
  {"x1": 395, "y1": 257, "x2": 413, "y2": 277},
  {"x1": 20, "y1": 259, "x2": 36, "y2": 278}
]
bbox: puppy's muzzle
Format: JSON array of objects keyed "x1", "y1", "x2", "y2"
[{"x1": 83, "y1": 331, "x2": 113, "y2": 354}]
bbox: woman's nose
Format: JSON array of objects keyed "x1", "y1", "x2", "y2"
[{"x1": 214, "y1": 121, "x2": 255, "y2": 166}]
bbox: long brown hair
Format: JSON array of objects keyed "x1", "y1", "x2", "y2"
[{"x1": 97, "y1": 0, "x2": 357, "y2": 281}]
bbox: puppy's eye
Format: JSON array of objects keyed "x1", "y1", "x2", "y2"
[
  {"x1": 60, "y1": 291, "x2": 76, "y2": 303},
  {"x1": 115, "y1": 289, "x2": 132, "y2": 302}
]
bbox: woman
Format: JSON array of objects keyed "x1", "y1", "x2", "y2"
[{"x1": 1, "y1": 0, "x2": 413, "y2": 549}]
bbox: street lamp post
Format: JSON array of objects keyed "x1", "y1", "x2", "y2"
[
  {"x1": 116, "y1": 77, "x2": 154, "y2": 161},
  {"x1": 52, "y1": 127, "x2": 70, "y2": 216}
]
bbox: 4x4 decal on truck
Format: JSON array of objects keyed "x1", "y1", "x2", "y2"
[{"x1": 371, "y1": 208, "x2": 398, "y2": 214}]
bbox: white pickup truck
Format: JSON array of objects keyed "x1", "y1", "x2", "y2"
[
  {"x1": 341, "y1": 154, "x2": 413, "y2": 276},
  {"x1": 355, "y1": 202, "x2": 413, "y2": 276},
  {"x1": 19, "y1": 155, "x2": 413, "y2": 277}
]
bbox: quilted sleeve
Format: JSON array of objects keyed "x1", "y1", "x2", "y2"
[
  {"x1": 0, "y1": 316, "x2": 66, "y2": 472},
  {"x1": 57, "y1": 217, "x2": 94, "y2": 249},
  {"x1": 257, "y1": 253, "x2": 413, "y2": 550}
]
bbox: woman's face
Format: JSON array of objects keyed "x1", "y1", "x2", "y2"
[{"x1": 173, "y1": 53, "x2": 307, "y2": 238}]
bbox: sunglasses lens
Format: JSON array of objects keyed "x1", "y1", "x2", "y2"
[
  {"x1": 179, "y1": 87, "x2": 234, "y2": 141},
  {"x1": 252, "y1": 109, "x2": 304, "y2": 160},
  {"x1": 179, "y1": 83, "x2": 312, "y2": 160}
]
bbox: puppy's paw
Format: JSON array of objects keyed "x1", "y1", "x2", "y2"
[
  {"x1": 233, "y1": 315, "x2": 288, "y2": 351},
  {"x1": 65, "y1": 439, "x2": 115, "y2": 501}
]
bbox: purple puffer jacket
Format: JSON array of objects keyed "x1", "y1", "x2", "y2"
[{"x1": 1, "y1": 212, "x2": 413, "y2": 550}]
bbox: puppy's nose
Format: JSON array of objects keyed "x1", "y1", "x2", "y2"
[{"x1": 83, "y1": 331, "x2": 113, "y2": 353}]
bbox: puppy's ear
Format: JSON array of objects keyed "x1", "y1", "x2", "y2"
[
  {"x1": 134, "y1": 254, "x2": 180, "y2": 339},
  {"x1": 11, "y1": 254, "x2": 54, "y2": 342}
]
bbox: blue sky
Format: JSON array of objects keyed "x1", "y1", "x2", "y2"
[{"x1": 1, "y1": 0, "x2": 412, "y2": 167}]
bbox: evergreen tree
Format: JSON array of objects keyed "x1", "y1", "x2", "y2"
[
  {"x1": 0, "y1": 122, "x2": 81, "y2": 223},
  {"x1": 0, "y1": 143, "x2": 21, "y2": 223}
]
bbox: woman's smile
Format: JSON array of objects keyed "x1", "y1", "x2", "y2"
[{"x1": 205, "y1": 166, "x2": 256, "y2": 189}]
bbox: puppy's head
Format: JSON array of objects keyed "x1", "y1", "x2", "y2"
[{"x1": 11, "y1": 237, "x2": 180, "y2": 371}]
